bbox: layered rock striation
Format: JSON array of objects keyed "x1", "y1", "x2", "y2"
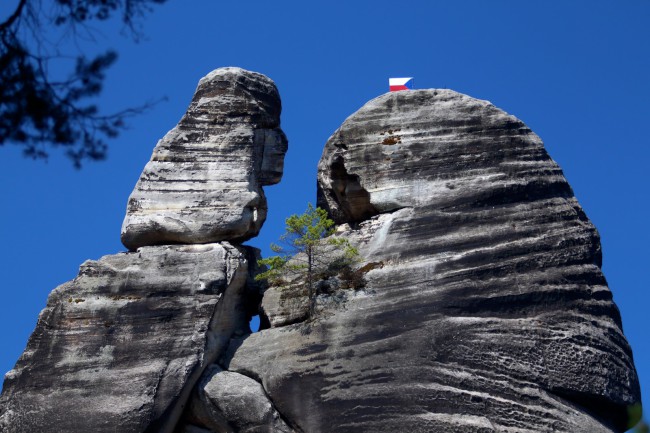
[
  {"x1": 0, "y1": 78, "x2": 641, "y2": 433},
  {"x1": 0, "y1": 67, "x2": 288, "y2": 433},
  {"x1": 121, "y1": 67, "x2": 288, "y2": 251},
  {"x1": 0, "y1": 243, "x2": 252, "y2": 433},
  {"x1": 224, "y1": 89, "x2": 641, "y2": 432}
]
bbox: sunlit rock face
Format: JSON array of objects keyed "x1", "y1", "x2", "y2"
[
  {"x1": 0, "y1": 243, "x2": 254, "y2": 433},
  {"x1": 180, "y1": 365, "x2": 295, "y2": 433},
  {"x1": 1, "y1": 78, "x2": 641, "y2": 433},
  {"x1": 224, "y1": 90, "x2": 641, "y2": 433},
  {"x1": 121, "y1": 67, "x2": 288, "y2": 251},
  {"x1": 0, "y1": 67, "x2": 288, "y2": 433}
]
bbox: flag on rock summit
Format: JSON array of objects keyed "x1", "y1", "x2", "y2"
[{"x1": 389, "y1": 77, "x2": 414, "y2": 92}]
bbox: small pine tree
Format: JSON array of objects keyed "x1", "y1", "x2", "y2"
[{"x1": 256, "y1": 203, "x2": 358, "y2": 318}]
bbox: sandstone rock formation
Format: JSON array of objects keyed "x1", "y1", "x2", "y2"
[
  {"x1": 223, "y1": 89, "x2": 641, "y2": 433},
  {"x1": 121, "y1": 67, "x2": 288, "y2": 251},
  {"x1": 0, "y1": 79, "x2": 641, "y2": 433},
  {"x1": 181, "y1": 365, "x2": 294, "y2": 433},
  {"x1": 0, "y1": 243, "x2": 253, "y2": 433},
  {"x1": 0, "y1": 68, "x2": 287, "y2": 433}
]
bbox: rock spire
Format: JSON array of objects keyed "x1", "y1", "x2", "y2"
[
  {"x1": 0, "y1": 81, "x2": 641, "y2": 433},
  {"x1": 121, "y1": 67, "x2": 288, "y2": 250},
  {"x1": 225, "y1": 89, "x2": 641, "y2": 433},
  {"x1": 0, "y1": 67, "x2": 287, "y2": 433}
]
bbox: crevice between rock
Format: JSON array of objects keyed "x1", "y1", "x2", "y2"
[
  {"x1": 217, "y1": 363, "x2": 304, "y2": 433},
  {"x1": 154, "y1": 245, "x2": 252, "y2": 433}
]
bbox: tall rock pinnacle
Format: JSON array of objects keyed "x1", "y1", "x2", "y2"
[
  {"x1": 0, "y1": 68, "x2": 286, "y2": 433},
  {"x1": 121, "y1": 67, "x2": 288, "y2": 250},
  {"x1": 224, "y1": 89, "x2": 641, "y2": 433},
  {"x1": 1, "y1": 81, "x2": 641, "y2": 433}
]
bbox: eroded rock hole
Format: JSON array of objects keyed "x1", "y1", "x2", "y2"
[{"x1": 320, "y1": 156, "x2": 377, "y2": 223}]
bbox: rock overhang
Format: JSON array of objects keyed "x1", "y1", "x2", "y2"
[{"x1": 120, "y1": 67, "x2": 288, "y2": 251}]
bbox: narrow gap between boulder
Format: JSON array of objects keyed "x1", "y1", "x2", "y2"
[{"x1": 249, "y1": 314, "x2": 260, "y2": 332}]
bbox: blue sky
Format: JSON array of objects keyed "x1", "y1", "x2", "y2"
[{"x1": 1, "y1": 0, "x2": 648, "y2": 426}]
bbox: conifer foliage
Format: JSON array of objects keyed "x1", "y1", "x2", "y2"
[
  {"x1": 0, "y1": 0, "x2": 166, "y2": 167},
  {"x1": 256, "y1": 204, "x2": 359, "y2": 318}
]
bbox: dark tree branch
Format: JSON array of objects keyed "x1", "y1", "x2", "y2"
[
  {"x1": 0, "y1": 0, "x2": 27, "y2": 33},
  {"x1": 0, "y1": 0, "x2": 166, "y2": 167}
]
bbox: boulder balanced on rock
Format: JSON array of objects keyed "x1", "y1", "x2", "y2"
[
  {"x1": 121, "y1": 67, "x2": 288, "y2": 250},
  {"x1": 1, "y1": 75, "x2": 641, "y2": 433},
  {"x1": 0, "y1": 68, "x2": 288, "y2": 433}
]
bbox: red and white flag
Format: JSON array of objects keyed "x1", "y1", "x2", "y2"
[{"x1": 389, "y1": 77, "x2": 414, "y2": 92}]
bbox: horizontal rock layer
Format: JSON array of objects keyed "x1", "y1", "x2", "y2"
[
  {"x1": 0, "y1": 243, "x2": 254, "y2": 433},
  {"x1": 225, "y1": 90, "x2": 641, "y2": 432},
  {"x1": 121, "y1": 67, "x2": 288, "y2": 250}
]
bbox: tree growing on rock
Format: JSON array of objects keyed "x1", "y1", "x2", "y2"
[{"x1": 256, "y1": 203, "x2": 359, "y2": 318}]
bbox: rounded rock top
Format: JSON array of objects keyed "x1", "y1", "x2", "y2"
[
  {"x1": 120, "y1": 67, "x2": 288, "y2": 250},
  {"x1": 317, "y1": 88, "x2": 546, "y2": 224}
]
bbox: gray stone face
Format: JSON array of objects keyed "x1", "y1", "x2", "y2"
[
  {"x1": 0, "y1": 243, "x2": 253, "y2": 433},
  {"x1": 183, "y1": 365, "x2": 294, "y2": 433},
  {"x1": 260, "y1": 285, "x2": 309, "y2": 328},
  {"x1": 224, "y1": 90, "x2": 641, "y2": 433},
  {"x1": 121, "y1": 67, "x2": 288, "y2": 251},
  {"x1": 1, "y1": 82, "x2": 641, "y2": 433}
]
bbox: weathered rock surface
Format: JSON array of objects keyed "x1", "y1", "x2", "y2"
[
  {"x1": 0, "y1": 243, "x2": 254, "y2": 433},
  {"x1": 224, "y1": 90, "x2": 641, "y2": 432},
  {"x1": 260, "y1": 284, "x2": 309, "y2": 328},
  {"x1": 121, "y1": 67, "x2": 288, "y2": 251},
  {"x1": 1, "y1": 81, "x2": 641, "y2": 433},
  {"x1": 181, "y1": 365, "x2": 294, "y2": 433}
]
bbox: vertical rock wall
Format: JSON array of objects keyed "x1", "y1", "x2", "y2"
[{"x1": 0, "y1": 243, "x2": 250, "y2": 433}]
